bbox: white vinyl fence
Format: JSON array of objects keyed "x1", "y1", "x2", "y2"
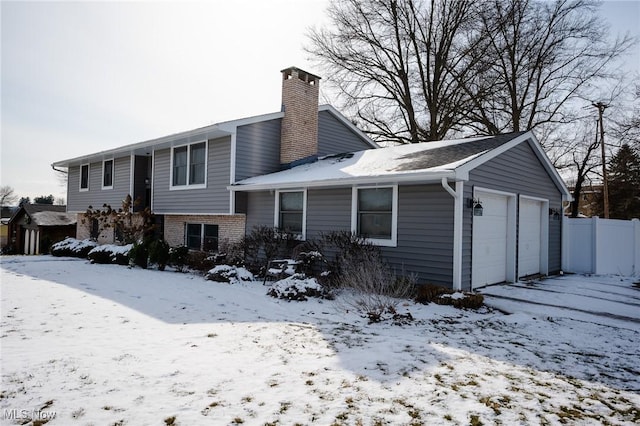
[{"x1": 564, "y1": 217, "x2": 640, "y2": 275}]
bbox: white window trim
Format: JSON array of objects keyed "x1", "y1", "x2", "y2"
[
  {"x1": 351, "y1": 185, "x2": 398, "y2": 247},
  {"x1": 169, "y1": 140, "x2": 208, "y2": 190},
  {"x1": 79, "y1": 163, "x2": 90, "y2": 192},
  {"x1": 102, "y1": 158, "x2": 114, "y2": 190},
  {"x1": 274, "y1": 189, "x2": 307, "y2": 240},
  {"x1": 185, "y1": 223, "x2": 219, "y2": 251}
]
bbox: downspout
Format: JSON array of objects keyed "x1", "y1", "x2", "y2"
[
  {"x1": 441, "y1": 177, "x2": 463, "y2": 291},
  {"x1": 561, "y1": 194, "x2": 571, "y2": 273}
]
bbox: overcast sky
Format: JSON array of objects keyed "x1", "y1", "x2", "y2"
[{"x1": 1, "y1": 0, "x2": 639, "y2": 203}]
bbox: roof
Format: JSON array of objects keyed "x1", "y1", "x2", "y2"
[
  {"x1": 10, "y1": 204, "x2": 77, "y2": 227},
  {"x1": 231, "y1": 131, "x2": 571, "y2": 198},
  {"x1": 52, "y1": 105, "x2": 376, "y2": 168}
]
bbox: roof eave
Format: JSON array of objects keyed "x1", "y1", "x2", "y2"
[{"x1": 229, "y1": 170, "x2": 457, "y2": 192}]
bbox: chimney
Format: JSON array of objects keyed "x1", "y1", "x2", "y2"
[{"x1": 280, "y1": 66, "x2": 321, "y2": 168}]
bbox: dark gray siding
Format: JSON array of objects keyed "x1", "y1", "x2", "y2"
[
  {"x1": 245, "y1": 191, "x2": 275, "y2": 231},
  {"x1": 153, "y1": 136, "x2": 231, "y2": 214},
  {"x1": 464, "y1": 139, "x2": 563, "y2": 290},
  {"x1": 306, "y1": 188, "x2": 352, "y2": 237},
  {"x1": 235, "y1": 119, "x2": 282, "y2": 181},
  {"x1": 244, "y1": 185, "x2": 454, "y2": 285},
  {"x1": 318, "y1": 111, "x2": 374, "y2": 156},
  {"x1": 383, "y1": 185, "x2": 454, "y2": 286},
  {"x1": 66, "y1": 156, "x2": 131, "y2": 212}
]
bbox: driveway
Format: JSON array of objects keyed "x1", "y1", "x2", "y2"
[{"x1": 479, "y1": 274, "x2": 640, "y2": 330}]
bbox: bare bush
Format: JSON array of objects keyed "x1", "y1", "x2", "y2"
[{"x1": 336, "y1": 249, "x2": 416, "y2": 323}]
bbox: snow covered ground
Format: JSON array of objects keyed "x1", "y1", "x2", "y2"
[{"x1": 1, "y1": 256, "x2": 638, "y2": 425}]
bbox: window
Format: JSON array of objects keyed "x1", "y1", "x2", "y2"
[
  {"x1": 102, "y1": 159, "x2": 113, "y2": 189},
  {"x1": 90, "y1": 218, "x2": 99, "y2": 239},
  {"x1": 185, "y1": 223, "x2": 218, "y2": 252},
  {"x1": 352, "y1": 186, "x2": 397, "y2": 246},
  {"x1": 80, "y1": 164, "x2": 89, "y2": 191},
  {"x1": 172, "y1": 142, "x2": 206, "y2": 188},
  {"x1": 276, "y1": 190, "x2": 306, "y2": 238}
]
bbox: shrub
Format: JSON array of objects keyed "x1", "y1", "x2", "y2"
[
  {"x1": 315, "y1": 231, "x2": 382, "y2": 287},
  {"x1": 205, "y1": 265, "x2": 254, "y2": 284},
  {"x1": 336, "y1": 249, "x2": 416, "y2": 322},
  {"x1": 87, "y1": 244, "x2": 131, "y2": 265},
  {"x1": 415, "y1": 284, "x2": 484, "y2": 309},
  {"x1": 242, "y1": 226, "x2": 299, "y2": 275},
  {"x1": 266, "y1": 275, "x2": 331, "y2": 301},
  {"x1": 50, "y1": 238, "x2": 98, "y2": 258},
  {"x1": 169, "y1": 246, "x2": 189, "y2": 272},
  {"x1": 186, "y1": 251, "x2": 216, "y2": 273},
  {"x1": 148, "y1": 239, "x2": 170, "y2": 271},
  {"x1": 128, "y1": 241, "x2": 149, "y2": 269}
]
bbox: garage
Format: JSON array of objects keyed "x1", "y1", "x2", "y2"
[
  {"x1": 472, "y1": 190, "x2": 516, "y2": 288},
  {"x1": 518, "y1": 196, "x2": 548, "y2": 278}
]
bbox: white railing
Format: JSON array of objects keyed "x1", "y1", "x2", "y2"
[{"x1": 564, "y1": 217, "x2": 640, "y2": 275}]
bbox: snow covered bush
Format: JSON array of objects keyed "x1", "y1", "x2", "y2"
[
  {"x1": 415, "y1": 284, "x2": 484, "y2": 309},
  {"x1": 50, "y1": 237, "x2": 98, "y2": 258},
  {"x1": 87, "y1": 244, "x2": 132, "y2": 265},
  {"x1": 205, "y1": 265, "x2": 254, "y2": 284},
  {"x1": 266, "y1": 274, "x2": 331, "y2": 301}
]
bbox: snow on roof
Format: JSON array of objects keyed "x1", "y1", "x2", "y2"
[
  {"x1": 233, "y1": 134, "x2": 519, "y2": 190},
  {"x1": 31, "y1": 211, "x2": 77, "y2": 227}
]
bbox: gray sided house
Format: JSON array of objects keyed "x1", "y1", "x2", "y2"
[
  {"x1": 231, "y1": 132, "x2": 571, "y2": 291},
  {"x1": 52, "y1": 67, "x2": 377, "y2": 251},
  {"x1": 53, "y1": 66, "x2": 571, "y2": 291}
]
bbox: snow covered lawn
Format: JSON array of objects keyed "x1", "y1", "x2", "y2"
[{"x1": 1, "y1": 256, "x2": 639, "y2": 425}]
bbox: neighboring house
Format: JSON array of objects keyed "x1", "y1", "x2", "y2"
[
  {"x1": 568, "y1": 184, "x2": 603, "y2": 217},
  {"x1": 53, "y1": 66, "x2": 571, "y2": 290},
  {"x1": 1, "y1": 206, "x2": 16, "y2": 249},
  {"x1": 52, "y1": 67, "x2": 377, "y2": 251},
  {"x1": 8, "y1": 204, "x2": 76, "y2": 254}
]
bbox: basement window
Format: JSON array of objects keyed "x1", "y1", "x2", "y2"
[{"x1": 186, "y1": 223, "x2": 218, "y2": 252}]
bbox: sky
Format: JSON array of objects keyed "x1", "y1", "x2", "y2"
[{"x1": 1, "y1": 0, "x2": 639, "y2": 204}]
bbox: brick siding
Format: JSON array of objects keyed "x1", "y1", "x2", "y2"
[{"x1": 164, "y1": 214, "x2": 246, "y2": 248}]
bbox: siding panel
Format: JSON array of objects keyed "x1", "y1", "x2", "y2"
[
  {"x1": 246, "y1": 191, "x2": 275, "y2": 231},
  {"x1": 382, "y1": 185, "x2": 454, "y2": 285},
  {"x1": 318, "y1": 111, "x2": 374, "y2": 156},
  {"x1": 235, "y1": 119, "x2": 282, "y2": 181},
  {"x1": 153, "y1": 136, "x2": 232, "y2": 214},
  {"x1": 66, "y1": 157, "x2": 131, "y2": 212}
]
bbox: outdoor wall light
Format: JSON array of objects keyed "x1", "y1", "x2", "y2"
[
  {"x1": 467, "y1": 198, "x2": 483, "y2": 216},
  {"x1": 549, "y1": 208, "x2": 561, "y2": 220}
]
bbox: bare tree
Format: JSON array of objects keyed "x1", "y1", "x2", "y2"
[
  {"x1": 308, "y1": 0, "x2": 478, "y2": 144},
  {"x1": 463, "y1": 0, "x2": 634, "y2": 140},
  {"x1": 0, "y1": 186, "x2": 18, "y2": 206},
  {"x1": 610, "y1": 81, "x2": 640, "y2": 148},
  {"x1": 309, "y1": 0, "x2": 633, "y2": 147}
]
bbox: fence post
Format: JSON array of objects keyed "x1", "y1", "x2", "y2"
[
  {"x1": 592, "y1": 216, "x2": 599, "y2": 275},
  {"x1": 633, "y1": 218, "x2": 640, "y2": 275}
]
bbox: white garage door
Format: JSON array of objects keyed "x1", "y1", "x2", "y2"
[
  {"x1": 518, "y1": 198, "x2": 543, "y2": 277},
  {"x1": 472, "y1": 191, "x2": 508, "y2": 287}
]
